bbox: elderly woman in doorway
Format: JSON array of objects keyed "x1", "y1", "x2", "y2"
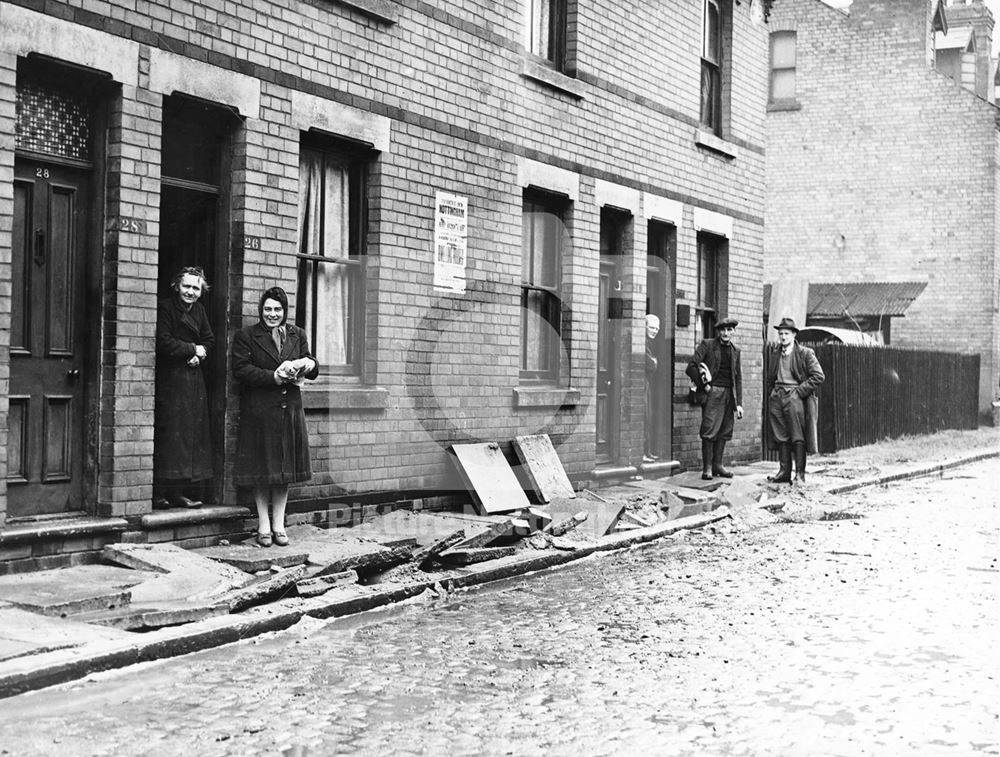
[
  {"x1": 231, "y1": 286, "x2": 320, "y2": 547},
  {"x1": 154, "y1": 266, "x2": 214, "y2": 509}
]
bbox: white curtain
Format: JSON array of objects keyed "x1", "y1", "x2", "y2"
[{"x1": 298, "y1": 150, "x2": 351, "y2": 366}]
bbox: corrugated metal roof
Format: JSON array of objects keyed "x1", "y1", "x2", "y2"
[
  {"x1": 807, "y1": 282, "x2": 928, "y2": 317},
  {"x1": 935, "y1": 27, "x2": 974, "y2": 51},
  {"x1": 763, "y1": 281, "x2": 928, "y2": 318}
]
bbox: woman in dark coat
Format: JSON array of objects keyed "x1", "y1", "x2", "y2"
[
  {"x1": 154, "y1": 267, "x2": 215, "y2": 508},
  {"x1": 231, "y1": 286, "x2": 319, "y2": 546}
]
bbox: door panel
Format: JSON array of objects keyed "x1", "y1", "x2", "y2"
[{"x1": 8, "y1": 160, "x2": 89, "y2": 516}]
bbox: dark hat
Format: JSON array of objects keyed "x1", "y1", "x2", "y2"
[
  {"x1": 715, "y1": 317, "x2": 738, "y2": 330},
  {"x1": 773, "y1": 317, "x2": 799, "y2": 333}
]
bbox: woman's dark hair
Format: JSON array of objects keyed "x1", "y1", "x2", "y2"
[
  {"x1": 258, "y1": 286, "x2": 289, "y2": 326},
  {"x1": 171, "y1": 266, "x2": 210, "y2": 293}
]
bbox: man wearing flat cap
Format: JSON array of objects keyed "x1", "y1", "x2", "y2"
[
  {"x1": 686, "y1": 317, "x2": 743, "y2": 480},
  {"x1": 765, "y1": 317, "x2": 825, "y2": 484}
]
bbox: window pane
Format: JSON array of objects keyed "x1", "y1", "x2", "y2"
[
  {"x1": 771, "y1": 32, "x2": 796, "y2": 67},
  {"x1": 522, "y1": 209, "x2": 560, "y2": 288},
  {"x1": 700, "y1": 61, "x2": 720, "y2": 129},
  {"x1": 303, "y1": 259, "x2": 356, "y2": 367},
  {"x1": 704, "y1": 0, "x2": 720, "y2": 62},
  {"x1": 771, "y1": 69, "x2": 796, "y2": 100},
  {"x1": 523, "y1": 289, "x2": 555, "y2": 374},
  {"x1": 530, "y1": 0, "x2": 551, "y2": 58}
]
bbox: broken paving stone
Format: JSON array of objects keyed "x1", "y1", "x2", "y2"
[
  {"x1": 450, "y1": 518, "x2": 516, "y2": 550},
  {"x1": 438, "y1": 546, "x2": 516, "y2": 565},
  {"x1": 546, "y1": 511, "x2": 589, "y2": 536},
  {"x1": 449, "y1": 442, "x2": 532, "y2": 515},
  {"x1": 412, "y1": 529, "x2": 466, "y2": 569},
  {"x1": 512, "y1": 434, "x2": 576, "y2": 503},
  {"x1": 619, "y1": 511, "x2": 654, "y2": 528},
  {"x1": 196, "y1": 544, "x2": 310, "y2": 573},
  {"x1": 70, "y1": 600, "x2": 229, "y2": 631},
  {"x1": 0, "y1": 565, "x2": 154, "y2": 618},
  {"x1": 296, "y1": 570, "x2": 359, "y2": 598},
  {"x1": 546, "y1": 497, "x2": 625, "y2": 538},
  {"x1": 549, "y1": 536, "x2": 580, "y2": 551},
  {"x1": 216, "y1": 564, "x2": 310, "y2": 612},
  {"x1": 512, "y1": 506, "x2": 552, "y2": 534},
  {"x1": 313, "y1": 545, "x2": 412, "y2": 578},
  {"x1": 526, "y1": 534, "x2": 551, "y2": 550}
]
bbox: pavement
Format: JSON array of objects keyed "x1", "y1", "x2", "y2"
[{"x1": 0, "y1": 427, "x2": 996, "y2": 700}]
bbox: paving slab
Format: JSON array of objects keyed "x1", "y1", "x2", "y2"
[
  {"x1": 195, "y1": 543, "x2": 310, "y2": 573},
  {"x1": 439, "y1": 546, "x2": 517, "y2": 565},
  {"x1": 103, "y1": 543, "x2": 252, "y2": 583},
  {"x1": 0, "y1": 565, "x2": 154, "y2": 617},
  {"x1": 544, "y1": 497, "x2": 625, "y2": 538},
  {"x1": 69, "y1": 600, "x2": 230, "y2": 631},
  {"x1": 662, "y1": 471, "x2": 726, "y2": 491},
  {"x1": 0, "y1": 606, "x2": 132, "y2": 663},
  {"x1": 513, "y1": 434, "x2": 576, "y2": 502},
  {"x1": 215, "y1": 565, "x2": 310, "y2": 612},
  {"x1": 450, "y1": 442, "x2": 532, "y2": 514}
]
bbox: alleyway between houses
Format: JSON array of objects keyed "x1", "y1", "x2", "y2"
[{"x1": 0, "y1": 458, "x2": 997, "y2": 756}]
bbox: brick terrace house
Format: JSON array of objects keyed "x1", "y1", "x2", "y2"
[
  {"x1": 764, "y1": 0, "x2": 1000, "y2": 417},
  {"x1": 0, "y1": 0, "x2": 768, "y2": 572}
]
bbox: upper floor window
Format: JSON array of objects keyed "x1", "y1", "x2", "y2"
[
  {"x1": 528, "y1": 0, "x2": 568, "y2": 70},
  {"x1": 296, "y1": 142, "x2": 369, "y2": 376},
  {"x1": 697, "y1": 233, "x2": 727, "y2": 339},
  {"x1": 770, "y1": 31, "x2": 797, "y2": 103},
  {"x1": 700, "y1": 0, "x2": 728, "y2": 134},
  {"x1": 521, "y1": 193, "x2": 566, "y2": 380}
]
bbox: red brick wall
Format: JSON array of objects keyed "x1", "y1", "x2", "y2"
[{"x1": 0, "y1": 0, "x2": 768, "y2": 522}]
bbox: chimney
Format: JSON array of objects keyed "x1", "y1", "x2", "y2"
[{"x1": 848, "y1": 0, "x2": 941, "y2": 66}]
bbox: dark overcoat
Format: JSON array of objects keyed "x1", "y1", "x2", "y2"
[
  {"x1": 231, "y1": 322, "x2": 320, "y2": 487},
  {"x1": 154, "y1": 296, "x2": 214, "y2": 481},
  {"x1": 686, "y1": 337, "x2": 743, "y2": 405},
  {"x1": 765, "y1": 343, "x2": 825, "y2": 453}
]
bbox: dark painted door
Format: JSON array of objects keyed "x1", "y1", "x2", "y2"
[{"x1": 8, "y1": 160, "x2": 90, "y2": 516}]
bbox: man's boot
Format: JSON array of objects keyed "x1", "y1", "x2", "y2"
[
  {"x1": 767, "y1": 443, "x2": 793, "y2": 484},
  {"x1": 793, "y1": 441, "x2": 807, "y2": 484},
  {"x1": 712, "y1": 439, "x2": 733, "y2": 478},
  {"x1": 701, "y1": 439, "x2": 714, "y2": 480}
]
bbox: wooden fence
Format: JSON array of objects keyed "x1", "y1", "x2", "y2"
[{"x1": 762, "y1": 343, "x2": 980, "y2": 454}]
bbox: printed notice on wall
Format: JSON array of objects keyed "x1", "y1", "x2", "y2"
[{"x1": 433, "y1": 192, "x2": 468, "y2": 293}]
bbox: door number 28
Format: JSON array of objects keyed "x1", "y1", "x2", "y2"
[{"x1": 35, "y1": 167, "x2": 50, "y2": 179}]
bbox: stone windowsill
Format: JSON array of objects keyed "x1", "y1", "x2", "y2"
[
  {"x1": 513, "y1": 385, "x2": 582, "y2": 409},
  {"x1": 303, "y1": 383, "x2": 390, "y2": 412},
  {"x1": 767, "y1": 99, "x2": 802, "y2": 112},
  {"x1": 0, "y1": 516, "x2": 129, "y2": 545},
  {"x1": 520, "y1": 58, "x2": 587, "y2": 100},
  {"x1": 326, "y1": 0, "x2": 398, "y2": 24},
  {"x1": 694, "y1": 127, "x2": 739, "y2": 160}
]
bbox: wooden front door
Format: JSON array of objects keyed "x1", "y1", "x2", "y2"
[
  {"x1": 8, "y1": 159, "x2": 90, "y2": 517},
  {"x1": 596, "y1": 258, "x2": 623, "y2": 463}
]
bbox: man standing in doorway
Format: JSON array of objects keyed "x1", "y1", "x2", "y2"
[
  {"x1": 765, "y1": 317, "x2": 825, "y2": 484},
  {"x1": 686, "y1": 317, "x2": 744, "y2": 480}
]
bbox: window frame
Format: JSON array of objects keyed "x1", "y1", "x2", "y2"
[
  {"x1": 520, "y1": 191, "x2": 566, "y2": 382},
  {"x1": 295, "y1": 140, "x2": 370, "y2": 378},
  {"x1": 700, "y1": 0, "x2": 724, "y2": 134},
  {"x1": 527, "y1": 0, "x2": 568, "y2": 71},
  {"x1": 769, "y1": 31, "x2": 797, "y2": 104}
]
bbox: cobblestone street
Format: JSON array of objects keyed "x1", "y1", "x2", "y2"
[{"x1": 1, "y1": 459, "x2": 997, "y2": 757}]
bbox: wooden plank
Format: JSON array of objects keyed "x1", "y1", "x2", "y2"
[
  {"x1": 449, "y1": 442, "x2": 532, "y2": 514},
  {"x1": 513, "y1": 434, "x2": 575, "y2": 503}
]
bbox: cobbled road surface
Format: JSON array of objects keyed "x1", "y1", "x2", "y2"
[{"x1": 1, "y1": 459, "x2": 997, "y2": 756}]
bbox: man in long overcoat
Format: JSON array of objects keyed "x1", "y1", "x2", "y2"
[
  {"x1": 686, "y1": 317, "x2": 744, "y2": 480},
  {"x1": 765, "y1": 317, "x2": 825, "y2": 483}
]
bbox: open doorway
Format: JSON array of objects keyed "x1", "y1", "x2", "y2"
[{"x1": 155, "y1": 95, "x2": 240, "y2": 505}]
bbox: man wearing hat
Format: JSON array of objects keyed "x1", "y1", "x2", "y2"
[
  {"x1": 686, "y1": 317, "x2": 744, "y2": 480},
  {"x1": 765, "y1": 317, "x2": 825, "y2": 484}
]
